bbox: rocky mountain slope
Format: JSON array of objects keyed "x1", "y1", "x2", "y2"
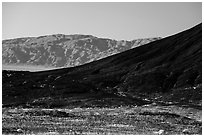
[
  {"x1": 2, "y1": 35, "x2": 160, "y2": 68},
  {"x1": 2, "y1": 23, "x2": 202, "y2": 108},
  {"x1": 2, "y1": 24, "x2": 202, "y2": 135}
]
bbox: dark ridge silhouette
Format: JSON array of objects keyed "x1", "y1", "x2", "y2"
[{"x1": 2, "y1": 23, "x2": 202, "y2": 108}]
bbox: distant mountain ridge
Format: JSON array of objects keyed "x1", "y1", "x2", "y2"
[
  {"x1": 2, "y1": 34, "x2": 161, "y2": 68},
  {"x1": 2, "y1": 24, "x2": 201, "y2": 108}
]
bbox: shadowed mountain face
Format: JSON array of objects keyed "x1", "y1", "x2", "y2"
[
  {"x1": 2, "y1": 35, "x2": 160, "y2": 68},
  {"x1": 2, "y1": 24, "x2": 202, "y2": 108}
]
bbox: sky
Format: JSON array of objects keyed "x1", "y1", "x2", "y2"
[{"x1": 2, "y1": 2, "x2": 202, "y2": 41}]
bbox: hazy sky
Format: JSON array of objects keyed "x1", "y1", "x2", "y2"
[{"x1": 2, "y1": 2, "x2": 202, "y2": 40}]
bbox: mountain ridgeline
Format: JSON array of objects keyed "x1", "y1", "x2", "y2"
[
  {"x1": 2, "y1": 24, "x2": 202, "y2": 108},
  {"x1": 2, "y1": 35, "x2": 160, "y2": 68}
]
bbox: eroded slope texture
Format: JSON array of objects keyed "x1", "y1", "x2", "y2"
[
  {"x1": 3, "y1": 35, "x2": 160, "y2": 67},
  {"x1": 2, "y1": 24, "x2": 202, "y2": 108}
]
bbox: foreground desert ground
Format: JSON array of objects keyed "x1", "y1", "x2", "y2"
[{"x1": 2, "y1": 103, "x2": 202, "y2": 135}]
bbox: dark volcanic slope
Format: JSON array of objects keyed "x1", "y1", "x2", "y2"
[
  {"x1": 2, "y1": 24, "x2": 202, "y2": 108},
  {"x1": 2, "y1": 34, "x2": 160, "y2": 68}
]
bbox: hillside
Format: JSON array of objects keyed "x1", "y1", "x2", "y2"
[
  {"x1": 2, "y1": 23, "x2": 202, "y2": 109},
  {"x1": 2, "y1": 35, "x2": 160, "y2": 68}
]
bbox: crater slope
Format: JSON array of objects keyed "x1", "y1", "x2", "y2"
[{"x1": 2, "y1": 24, "x2": 202, "y2": 108}]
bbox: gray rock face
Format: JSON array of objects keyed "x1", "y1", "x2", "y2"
[{"x1": 2, "y1": 34, "x2": 161, "y2": 68}]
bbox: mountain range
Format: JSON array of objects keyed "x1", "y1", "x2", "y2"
[
  {"x1": 2, "y1": 23, "x2": 202, "y2": 108},
  {"x1": 2, "y1": 35, "x2": 160, "y2": 68}
]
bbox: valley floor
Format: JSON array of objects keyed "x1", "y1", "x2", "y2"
[
  {"x1": 2, "y1": 104, "x2": 202, "y2": 135},
  {"x1": 2, "y1": 64, "x2": 56, "y2": 72}
]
